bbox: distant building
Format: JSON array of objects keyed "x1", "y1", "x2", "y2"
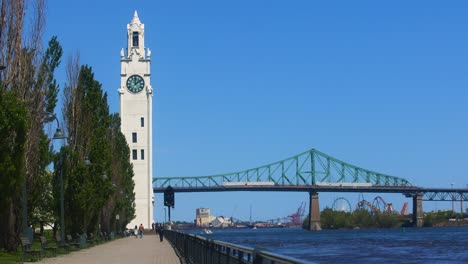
[
  {"x1": 196, "y1": 208, "x2": 215, "y2": 227},
  {"x1": 210, "y1": 216, "x2": 232, "y2": 228}
]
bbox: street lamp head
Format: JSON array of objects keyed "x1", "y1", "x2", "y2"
[
  {"x1": 102, "y1": 174, "x2": 108, "y2": 180},
  {"x1": 84, "y1": 157, "x2": 91, "y2": 166},
  {"x1": 53, "y1": 128, "x2": 66, "y2": 139}
]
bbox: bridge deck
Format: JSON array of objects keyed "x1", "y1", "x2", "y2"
[
  {"x1": 37, "y1": 231, "x2": 179, "y2": 264},
  {"x1": 154, "y1": 185, "x2": 423, "y2": 193},
  {"x1": 154, "y1": 185, "x2": 468, "y2": 201}
]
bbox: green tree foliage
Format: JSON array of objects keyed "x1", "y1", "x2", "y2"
[
  {"x1": 423, "y1": 211, "x2": 465, "y2": 227},
  {"x1": 320, "y1": 208, "x2": 352, "y2": 229},
  {"x1": 30, "y1": 170, "x2": 55, "y2": 233},
  {"x1": 24, "y1": 36, "x2": 62, "y2": 236},
  {"x1": 0, "y1": 0, "x2": 61, "y2": 251},
  {"x1": 351, "y1": 209, "x2": 375, "y2": 228},
  {"x1": 103, "y1": 114, "x2": 135, "y2": 232},
  {"x1": 62, "y1": 65, "x2": 135, "y2": 236},
  {"x1": 0, "y1": 91, "x2": 28, "y2": 251},
  {"x1": 0, "y1": 35, "x2": 61, "y2": 252},
  {"x1": 0, "y1": 0, "x2": 134, "y2": 249},
  {"x1": 40, "y1": 37, "x2": 62, "y2": 115},
  {"x1": 304, "y1": 209, "x2": 406, "y2": 230},
  {"x1": 62, "y1": 65, "x2": 111, "y2": 234},
  {"x1": 375, "y1": 213, "x2": 401, "y2": 228},
  {"x1": 1, "y1": 35, "x2": 62, "y2": 236}
]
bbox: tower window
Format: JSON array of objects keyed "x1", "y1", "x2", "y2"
[
  {"x1": 132, "y1": 132, "x2": 137, "y2": 143},
  {"x1": 141, "y1": 117, "x2": 144, "y2": 127},
  {"x1": 132, "y1": 149, "x2": 137, "y2": 160},
  {"x1": 141, "y1": 149, "x2": 145, "y2": 160},
  {"x1": 132, "y1": 32, "x2": 139, "y2": 47}
]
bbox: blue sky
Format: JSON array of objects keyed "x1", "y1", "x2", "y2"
[{"x1": 44, "y1": 1, "x2": 468, "y2": 222}]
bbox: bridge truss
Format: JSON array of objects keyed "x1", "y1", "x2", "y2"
[
  {"x1": 153, "y1": 148, "x2": 413, "y2": 191},
  {"x1": 419, "y1": 191, "x2": 468, "y2": 201}
]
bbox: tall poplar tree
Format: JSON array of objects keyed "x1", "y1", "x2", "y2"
[
  {"x1": 62, "y1": 65, "x2": 135, "y2": 235},
  {"x1": 0, "y1": 0, "x2": 62, "y2": 251},
  {"x1": 0, "y1": 91, "x2": 28, "y2": 251},
  {"x1": 101, "y1": 114, "x2": 135, "y2": 232}
]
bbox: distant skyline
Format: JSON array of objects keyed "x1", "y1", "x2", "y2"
[{"x1": 45, "y1": 1, "x2": 468, "y2": 223}]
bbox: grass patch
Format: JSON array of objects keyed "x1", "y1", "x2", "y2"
[{"x1": 0, "y1": 249, "x2": 20, "y2": 263}]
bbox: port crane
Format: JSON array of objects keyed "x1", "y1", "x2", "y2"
[{"x1": 287, "y1": 202, "x2": 306, "y2": 225}]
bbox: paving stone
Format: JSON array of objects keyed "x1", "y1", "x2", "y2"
[{"x1": 38, "y1": 232, "x2": 180, "y2": 264}]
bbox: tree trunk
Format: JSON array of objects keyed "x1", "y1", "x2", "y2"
[
  {"x1": 40, "y1": 221, "x2": 44, "y2": 235},
  {"x1": 0, "y1": 200, "x2": 20, "y2": 251},
  {"x1": 52, "y1": 221, "x2": 57, "y2": 239}
]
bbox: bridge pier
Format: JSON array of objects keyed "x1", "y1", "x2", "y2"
[
  {"x1": 308, "y1": 191, "x2": 321, "y2": 231},
  {"x1": 412, "y1": 193, "x2": 423, "y2": 227},
  {"x1": 461, "y1": 197, "x2": 464, "y2": 214}
]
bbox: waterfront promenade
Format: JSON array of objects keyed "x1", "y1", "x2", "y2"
[{"x1": 37, "y1": 232, "x2": 180, "y2": 264}]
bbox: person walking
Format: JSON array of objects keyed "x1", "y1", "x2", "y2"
[
  {"x1": 134, "y1": 225, "x2": 138, "y2": 238},
  {"x1": 156, "y1": 224, "x2": 164, "y2": 242},
  {"x1": 139, "y1": 224, "x2": 144, "y2": 239}
]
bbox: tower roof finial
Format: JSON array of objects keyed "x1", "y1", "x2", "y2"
[{"x1": 131, "y1": 10, "x2": 141, "y2": 24}]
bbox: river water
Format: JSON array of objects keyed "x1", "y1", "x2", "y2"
[{"x1": 190, "y1": 226, "x2": 468, "y2": 263}]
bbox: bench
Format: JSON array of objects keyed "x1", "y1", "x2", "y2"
[
  {"x1": 20, "y1": 236, "x2": 42, "y2": 262},
  {"x1": 39, "y1": 236, "x2": 57, "y2": 257},
  {"x1": 102, "y1": 231, "x2": 110, "y2": 241},
  {"x1": 98, "y1": 231, "x2": 106, "y2": 242},
  {"x1": 85, "y1": 233, "x2": 95, "y2": 246},
  {"x1": 55, "y1": 234, "x2": 73, "y2": 252},
  {"x1": 66, "y1": 234, "x2": 81, "y2": 249},
  {"x1": 92, "y1": 232, "x2": 103, "y2": 244}
]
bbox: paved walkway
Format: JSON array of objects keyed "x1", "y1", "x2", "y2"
[{"x1": 38, "y1": 232, "x2": 180, "y2": 264}]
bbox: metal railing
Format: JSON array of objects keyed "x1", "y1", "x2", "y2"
[{"x1": 164, "y1": 229, "x2": 307, "y2": 264}]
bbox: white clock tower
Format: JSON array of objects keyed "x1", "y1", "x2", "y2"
[{"x1": 119, "y1": 11, "x2": 153, "y2": 229}]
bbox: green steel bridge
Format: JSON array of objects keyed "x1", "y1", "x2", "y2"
[
  {"x1": 154, "y1": 148, "x2": 413, "y2": 189},
  {"x1": 153, "y1": 148, "x2": 468, "y2": 229}
]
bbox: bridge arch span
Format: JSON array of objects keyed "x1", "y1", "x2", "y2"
[{"x1": 153, "y1": 148, "x2": 412, "y2": 191}]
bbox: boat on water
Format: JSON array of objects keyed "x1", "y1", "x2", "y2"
[
  {"x1": 202, "y1": 229, "x2": 213, "y2": 234},
  {"x1": 247, "y1": 224, "x2": 257, "y2": 229}
]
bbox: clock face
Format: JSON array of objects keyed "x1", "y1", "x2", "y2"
[{"x1": 126, "y1": 75, "x2": 145, "y2": 93}]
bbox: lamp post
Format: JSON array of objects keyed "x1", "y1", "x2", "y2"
[
  {"x1": 163, "y1": 207, "x2": 167, "y2": 226},
  {"x1": 46, "y1": 112, "x2": 67, "y2": 245},
  {"x1": 22, "y1": 172, "x2": 28, "y2": 237},
  {"x1": 59, "y1": 144, "x2": 90, "y2": 244},
  {"x1": 115, "y1": 214, "x2": 120, "y2": 236},
  {"x1": 118, "y1": 189, "x2": 123, "y2": 234}
]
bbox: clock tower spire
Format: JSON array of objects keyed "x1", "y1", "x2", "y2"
[{"x1": 119, "y1": 11, "x2": 153, "y2": 229}]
